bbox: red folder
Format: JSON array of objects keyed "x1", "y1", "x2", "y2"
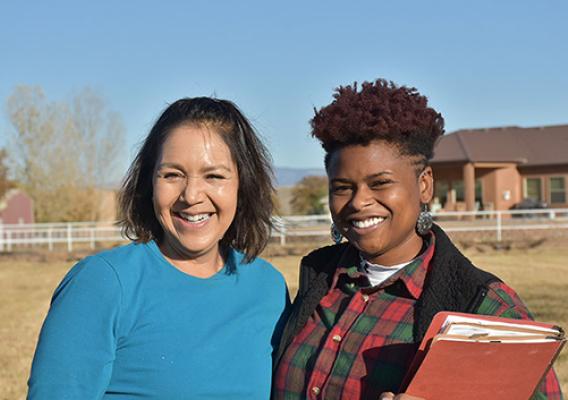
[{"x1": 400, "y1": 312, "x2": 565, "y2": 400}]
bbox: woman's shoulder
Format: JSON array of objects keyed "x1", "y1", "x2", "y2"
[
  {"x1": 231, "y1": 250, "x2": 286, "y2": 285},
  {"x1": 302, "y1": 243, "x2": 347, "y2": 260},
  {"x1": 300, "y1": 242, "x2": 353, "y2": 272},
  {"x1": 62, "y1": 241, "x2": 154, "y2": 286},
  {"x1": 51, "y1": 245, "x2": 138, "y2": 305},
  {"x1": 84, "y1": 241, "x2": 161, "y2": 275},
  {"x1": 479, "y1": 280, "x2": 535, "y2": 320},
  {"x1": 94, "y1": 240, "x2": 152, "y2": 263}
]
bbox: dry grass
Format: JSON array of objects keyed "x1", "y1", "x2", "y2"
[
  {"x1": 460, "y1": 245, "x2": 568, "y2": 396},
  {"x1": 0, "y1": 256, "x2": 71, "y2": 400},
  {"x1": 1, "y1": 244, "x2": 567, "y2": 399}
]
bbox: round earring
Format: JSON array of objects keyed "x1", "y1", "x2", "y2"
[
  {"x1": 416, "y1": 203, "x2": 433, "y2": 236},
  {"x1": 330, "y1": 223, "x2": 343, "y2": 244}
]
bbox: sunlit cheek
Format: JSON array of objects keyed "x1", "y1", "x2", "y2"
[
  {"x1": 212, "y1": 179, "x2": 238, "y2": 194},
  {"x1": 390, "y1": 186, "x2": 417, "y2": 202},
  {"x1": 329, "y1": 197, "x2": 347, "y2": 222},
  {"x1": 153, "y1": 185, "x2": 181, "y2": 210},
  {"x1": 391, "y1": 191, "x2": 421, "y2": 223},
  {"x1": 221, "y1": 187, "x2": 239, "y2": 213}
]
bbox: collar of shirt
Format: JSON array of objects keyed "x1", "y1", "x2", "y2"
[{"x1": 332, "y1": 232, "x2": 436, "y2": 299}]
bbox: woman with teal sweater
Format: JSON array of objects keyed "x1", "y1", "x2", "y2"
[{"x1": 28, "y1": 97, "x2": 289, "y2": 399}]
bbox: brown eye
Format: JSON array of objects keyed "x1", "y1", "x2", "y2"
[
  {"x1": 161, "y1": 171, "x2": 184, "y2": 180},
  {"x1": 370, "y1": 180, "x2": 392, "y2": 188},
  {"x1": 206, "y1": 174, "x2": 227, "y2": 180},
  {"x1": 331, "y1": 185, "x2": 351, "y2": 194}
]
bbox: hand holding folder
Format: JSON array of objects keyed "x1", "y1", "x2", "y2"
[{"x1": 400, "y1": 312, "x2": 565, "y2": 400}]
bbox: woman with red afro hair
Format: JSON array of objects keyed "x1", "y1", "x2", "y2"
[{"x1": 272, "y1": 79, "x2": 562, "y2": 400}]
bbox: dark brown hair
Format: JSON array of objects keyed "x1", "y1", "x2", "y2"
[
  {"x1": 118, "y1": 97, "x2": 275, "y2": 265},
  {"x1": 311, "y1": 79, "x2": 445, "y2": 169}
]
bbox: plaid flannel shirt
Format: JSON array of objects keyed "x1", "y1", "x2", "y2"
[{"x1": 273, "y1": 234, "x2": 563, "y2": 400}]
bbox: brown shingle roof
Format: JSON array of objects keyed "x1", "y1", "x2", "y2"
[{"x1": 431, "y1": 124, "x2": 568, "y2": 167}]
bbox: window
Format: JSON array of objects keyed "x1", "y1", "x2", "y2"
[
  {"x1": 549, "y1": 177, "x2": 566, "y2": 204},
  {"x1": 454, "y1": 180, "x2": 464, "y2": 202},
  {"x1": 524, "y1": 178, "x2": 542, "y2": 202},
  {"x1": 451, "y1": 179, "x2": 482, "y2": 203},
  {"x1": 475, "y1": 179, "x2": 483, "y2": 204},
  {"x1": 435, "y1": 181, "x2": 449, "y2": 205}
]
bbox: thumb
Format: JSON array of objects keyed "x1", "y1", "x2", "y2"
[{"x1": 378, "y1": 392, "x2": 395, "y2": 400}]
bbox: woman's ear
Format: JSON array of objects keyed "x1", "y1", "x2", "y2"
[{"x1": 419, "y1": 166, "x2": 434, "y2": 204}]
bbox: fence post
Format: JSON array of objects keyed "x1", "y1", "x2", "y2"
[
  {"x1": 280, "y1": 223, "x2": 286, "y2": 246},
  {"x1": 48, "y1": 228, "x2": 53, "y2": 251},
  {"x1": 67, "y1": 223, "x2": 73, "y2": 252},
  {"x1": 7, "y1": 230, "x2": 12, "y2": 252},
  {"x1": 496, "y1": 211, "x2": 502, "y2": 242}
]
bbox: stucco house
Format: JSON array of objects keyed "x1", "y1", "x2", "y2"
[{"x1": 430, "y1": 124, "x2": 568, "y2": 212}]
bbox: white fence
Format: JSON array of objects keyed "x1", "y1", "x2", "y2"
[
  {"x1": 1, "y1": 209, "x2": 568, "y2": 252},
  {"x1": 432, "y1": 208, "x2": 568, "y2": 241},
  {"x1": 0, "y1": 222, "x2": 124, "y2": 252}
]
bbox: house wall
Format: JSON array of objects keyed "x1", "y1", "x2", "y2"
[
  {"x1": 432, "y1": 164, "x2": 523, "y2": 211},
  {"x1": 519, "y1": 165, "x2": 568, "y2": 207},
  {"x1": 0, "y1": 190, "x2": 34, "y2": 224},
  {"x1": 431, "y1": 164, "x2": 466, "y2": 211},
  {"x1": 493, "y1": 166, "x2": 522, "y2": 210},
  {"x1": 482, "y1": 170, "x2": 495, "y2": 210},
  {"x1": 433, "y1": 163, "x2": 568, "y2": 211},
  {"x1": 455, "y1": 166, "x2": 521, "y2": 211},
  {"x1": 475, "y1": 169, "x2": 495, "y2": 210}
]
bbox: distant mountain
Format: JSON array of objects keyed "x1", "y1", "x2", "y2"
[{"x1": 274, "y1": 166, "x2": 326, "y2": 187}]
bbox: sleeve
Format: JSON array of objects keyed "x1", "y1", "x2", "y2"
[
  {"x1": 27, "y1": 255, "x2": 122, "y2": 400},
  {"x1": 478, "y1": 281, "x2": 564, "y2": 400}
]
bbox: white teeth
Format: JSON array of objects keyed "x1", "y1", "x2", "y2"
[
  {"x1": 352, "y1": 217, "x2": 384, "y2": 229},
  {"x1": 179, "y1": 213, "x2": 211, "y2": 223}
]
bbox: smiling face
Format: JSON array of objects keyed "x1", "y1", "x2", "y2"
[
  {"x1": 327, "y1": 140, "x2": 433, "y2": 266},
  {"x1": 152, "y1": 124, "x2": 239, "y2": 267}
]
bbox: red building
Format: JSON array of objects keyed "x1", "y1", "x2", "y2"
[{"x1": 0, "y1": 189, "x2": 34, "y2": 224}]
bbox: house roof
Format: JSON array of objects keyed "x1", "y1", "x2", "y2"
[{"x1": 431, "y1": 124, "x2": 568, "y2": 167}]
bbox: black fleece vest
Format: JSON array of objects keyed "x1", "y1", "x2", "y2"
[{"x1": 274, "y1": 224, "x2": 500, "y2": 368}]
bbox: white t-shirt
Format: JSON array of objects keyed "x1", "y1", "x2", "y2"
[{"x1": 360, "y1": 257, "x2": 412, "y2": 287}]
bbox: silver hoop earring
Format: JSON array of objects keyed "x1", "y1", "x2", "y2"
[
  {"x1": 330, "y1": 223, "x2": 343, "y2": 244},
  {"x1": 416, "y1": 203, "x2": 433, "y2": 236}
]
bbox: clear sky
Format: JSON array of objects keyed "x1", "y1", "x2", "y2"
[{"x1": 1, "y1": 0, "x2": 567, "y2": 171}]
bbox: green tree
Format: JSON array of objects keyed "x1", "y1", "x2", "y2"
[
  {"x1": 6, "y1": 85, "x2": 125, "y2": 222},
  {"x1": 290, "y1": 175, "x2": 328, "y2": 215}
]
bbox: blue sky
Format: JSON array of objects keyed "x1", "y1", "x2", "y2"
[{"x1": 1, "y1": 0, "x2": 567, "y2": 171}]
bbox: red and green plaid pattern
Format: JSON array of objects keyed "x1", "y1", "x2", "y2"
[{"x1": 273, "y1": 235, "x2": 563, "y2": 400}]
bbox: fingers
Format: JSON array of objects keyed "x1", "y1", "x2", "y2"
[{"x1": 379, "y1": 392, "x2": 395, "y2": 400}]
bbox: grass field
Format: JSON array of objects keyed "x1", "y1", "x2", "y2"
[{"x1": 1, "y1": 244, "x2": 567, "y2": 399}]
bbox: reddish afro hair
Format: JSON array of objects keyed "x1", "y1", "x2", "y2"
[{"x1": 311, "y1": 79, "x2": 445, "y2": 165}]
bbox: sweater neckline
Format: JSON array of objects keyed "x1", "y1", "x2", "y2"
[{"x1": 145, "y1": 240, "x2": 235, "y2": 282}]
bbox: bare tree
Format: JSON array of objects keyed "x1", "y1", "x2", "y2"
[
  {"x1": 0, "y1": 149, "x2": 13, "y2": 199},
  {"x1": 6, "y1": 85, "x2": 125, "y2": 222}
]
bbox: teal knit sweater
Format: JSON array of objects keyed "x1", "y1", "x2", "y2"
[{"x1": 28, "y1": 241, "x2": 288, "y2": 399}]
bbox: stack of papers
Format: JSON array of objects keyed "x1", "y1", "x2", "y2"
[{"x1": 401, "y1": 312, "x2": 565, "y2": 400}]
